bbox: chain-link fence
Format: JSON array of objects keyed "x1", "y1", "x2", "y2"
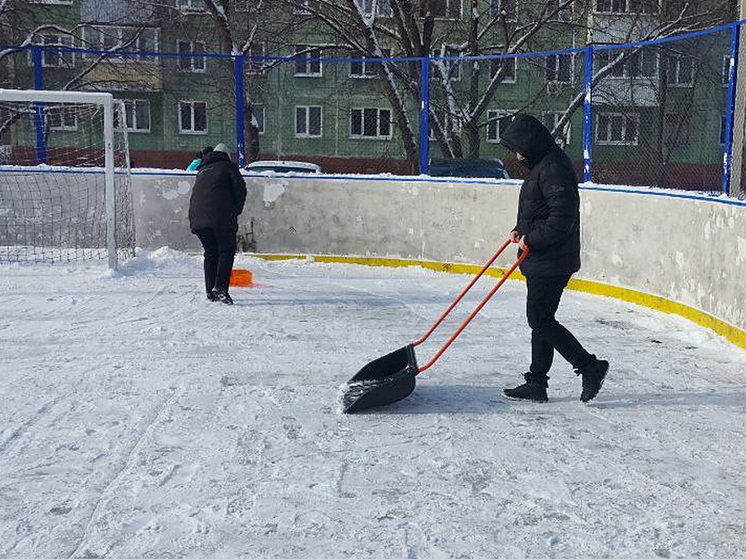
[{"x1": 2, "y1": 20, "x2": 745, "y2": 195}]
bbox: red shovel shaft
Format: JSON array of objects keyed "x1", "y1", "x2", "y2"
[
  {"x1": 413, "y1": 239, "x2": 511, "y2": 347},
  {"x1": 416, "y1": 245, "x2": 529, "y2": 374}
]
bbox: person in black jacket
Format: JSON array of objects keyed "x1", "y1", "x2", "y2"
[
  {"x1": 499, "y1": 114, "x2": 608, "y2": 402},
  {"x1": 188, "y1": 143, "x2": 247, "y2": 305}
]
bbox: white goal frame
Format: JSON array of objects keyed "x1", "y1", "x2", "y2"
[{"x1": 0, "y1": 88, "x2": 127, "y2": 268}]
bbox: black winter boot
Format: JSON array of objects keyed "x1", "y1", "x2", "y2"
[
  {"x1": 215, "y1": 289, "x2": 233, "y2": 305},
  {"x1": 576, "y1": 359, "x2": 609, "y2": 402},
  {"x1": 503, "y1": 373, "x2": 549, "y2": 402},
  {"x1": 207, "y1": 289, "x2": 220, "y2": 302}
]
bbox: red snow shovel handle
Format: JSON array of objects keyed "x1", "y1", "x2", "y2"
[{"x1": 415, "y1": 243, "x2": 529, "y2": 374}]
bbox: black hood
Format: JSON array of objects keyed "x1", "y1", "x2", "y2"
[
  {"x1": 499, "y1": 114, "x2": 558, "y2": 168},
  {"x1": 198, "y1": 150, "x2": 230, "y2": 168}
]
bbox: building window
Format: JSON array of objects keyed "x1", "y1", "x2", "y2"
[
  {"x1": 665, "y1": 53, "x2": 693, "y2": 86},
  {"x1": 178, "y1": 0, "x2": 206, "y2": 11},
  {"x1": 46, "y1": 106, "x2": 77, "y2": 131},
  {"x1": 543, "y1": 111, "x2": 571, "y2": 144},
  {"x1": 251, "y1": 104, "x2": 265, "y2": 134},
  {"x1": 41, "y1": 34, "x2": 74, "y2": 67},
  {"x1": 545, "y1": 53, "x2": 572, "y2": 83},
  {"x1": 355, "y1": 0, "x2": 392, "y2": 16},
  {"x1": 350, "y1": 49, "x2": 390, "y2": 78},
  {"x1": 295, "y1": 106, "x2": 322, "y2": 137},
  {"x1": 430, "y1": 0, "x2": 461, "y2": 19},
  {"x1": 441, "y1": 46, "x2": 462, "y2": 81},
  {"x1": 595, "y1": 49, "x2": 657, "y2": 79},
  {"x1": 179, "y1": 101, "x2": 207, "y2": 134},
  {"x1": 178, "y1": 41, "x2": 206, "y2": 72},
  {"x1": 596, "y1": 113, "x2": 638, "y2": 145},
  {"x1": 294, "y1": 45, "x2": 322, "y2": 76},
  {"x1": 489, "y1": 57, "x2": 516, "y2": 83},
  {"x1": 246, "y1": 43, "x2": 265, "y2": 75},
  {"x1": 490, "y1": 0, "x2": 516, "y2": 20},
  {"x1": 350, "y1": 108, "x2": 391, "y2": 139},
  {"x1": 486, "y1": 110, "x2": 514, "y2": 142},
  {"x1": 83, "y1": 26, "x2": 159, "y2": 62},
  {"x1": 117, "y1": 99, "x2": 151, "y2": 132},
  {"x1": 594, "y1": 0, "x2": 659, "y2": 14}
]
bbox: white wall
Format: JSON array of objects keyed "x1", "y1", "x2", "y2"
[{"x1": 131, "y1": 173, "x2": 746, "y2": 333}]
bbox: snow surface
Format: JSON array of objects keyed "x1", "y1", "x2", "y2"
[{"x1": 1, "y1": 248, "x2": 745, "y2": 558}]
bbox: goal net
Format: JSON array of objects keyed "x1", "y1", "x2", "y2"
[{"x1": 0, "y1": 89, "x2": 135, "y2": 268}]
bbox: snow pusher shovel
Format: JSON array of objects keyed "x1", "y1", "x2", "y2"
[{"x1": 342, "y1": 241, "x2": 528, "y2": 413}]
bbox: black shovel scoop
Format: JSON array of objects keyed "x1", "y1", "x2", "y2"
[{"x1": 342, "y1": 241, "x2": 528, "y2": 413}]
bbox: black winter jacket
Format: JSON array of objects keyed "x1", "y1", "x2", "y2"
[
  {"x1": 500, "y1": 114, "x2": 581, "y2": 277},
  {"x1": 188, "y1": 151, "x2": 247, "y2": 232}
]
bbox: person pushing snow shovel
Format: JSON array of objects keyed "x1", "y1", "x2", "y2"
[{"x1": 499, "y1": 114, "x2": 609, "y2": 403}]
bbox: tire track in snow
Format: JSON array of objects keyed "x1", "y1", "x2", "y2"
[{"x1": 65, "y1": 385, "x2": 182, "y2": 559}]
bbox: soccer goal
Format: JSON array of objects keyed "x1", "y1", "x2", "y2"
[{"x1": 0, "y1": 89, "x2": 135, "y2": 268}]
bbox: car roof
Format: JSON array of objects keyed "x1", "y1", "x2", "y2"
[{"x1": 245, "y1": 160, "x2": 322, "y2": 172}]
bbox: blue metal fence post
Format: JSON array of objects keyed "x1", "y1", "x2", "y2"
[
  {"x1": 583, "y1": 46, "x2": 593, "y2": 183},
  {"x1": 234, "y1": 55, "x2": 246, "y2": 168},
  {"x1": 723, "y1": 23, "x2": 740, "y2": 196},
  {"x1": 32, "y1": 46, "x2": 47, "y2": 165},
  {"x1": 419, "y1": 58, "x2": 430, "y2": 175}
]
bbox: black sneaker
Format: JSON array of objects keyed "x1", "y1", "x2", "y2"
[
  {"x1": 207, "y1": 289, "x2": 220, "y2": 302},
  {"x1": 503, "y1": 373, "x2": 549, "y2": 402},
  {"x1": 576, "y1": 359, "x2": 609, "y2": 402},
  {"x1": 215, "y1": 289, "x2": 233, "y2": 305}
]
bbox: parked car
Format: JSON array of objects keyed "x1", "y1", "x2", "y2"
[
  {"x1": 244, "y1": 160, "x2": 323, "y2": 174},
  {"x1": 428, "y1": 158, "x2": 510, "y2": 179}
]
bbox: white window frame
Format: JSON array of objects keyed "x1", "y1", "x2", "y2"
[
  {"x1": 178, "y1": 0, "x2": 206, "y2": 12},
  {"x1": 119, "y1": 99, "x2": 151, "y2": 133},
  {"x1": 295, "y1": 105, "x2": 323, "y2": 138},
  {"x1": 350, "y1": 49, "x2": 390, "y2": 78},
  {"x1": 666, "y1": 53, "x2": 694, "y2": 87},
  {"x1": 595, "y1": 112, "x2": 639, "y2": 145},
  {"x1": 594, "y1": 0, "x2": 660, "y2": 15},
  {"x1": 545, "y1": 53, "x2": 573, "y2": 84},
  {"x1": 349, "y1": 107, "x2": 392, "y2": 140},
  {"x1": 177, "y1": 40, "x2": 206, "y2": 73},
  {"x1": 486, "y1": 110, "x2": 515, "y2": 143},
  {"x1": 543, "y1": 111, "x2": 571, "y2": 144},
  {"x1": 294, "y1": 45, "x2": 322, "y2": 77},
  {"x1": 83, "y1": 26, "x2": 160, "y2": 63},
  {"x1": 596, "y1": 49, "x2": 658, "y2": 80},
  {"x1": 46, "y1": 106, "x2": 78, "y2": 131},
  {"x1": 489, "y1": 56, "x2": 517, "y2": 84},
  {"x1": 178, "y1": 100, "x2": 208, "y2": 135},
  {"x1": 40, "y1": 34, "x2": 74, "y2": 68}
]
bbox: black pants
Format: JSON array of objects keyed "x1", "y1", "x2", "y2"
[
  {"x1": 194, "y1": 228, "x2": 236, "y2": 293},
  {"x1": 526, "y1": 275, "x2": 593, "y2": 378}
]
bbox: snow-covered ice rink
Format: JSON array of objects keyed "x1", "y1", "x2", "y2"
[{"x1": 1, "y1": 248, "x2": 745, "y2": 559}]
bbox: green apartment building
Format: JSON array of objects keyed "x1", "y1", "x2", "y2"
[{"x1": 1, "y1": 0, "x2": 738, "y2": 188}]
